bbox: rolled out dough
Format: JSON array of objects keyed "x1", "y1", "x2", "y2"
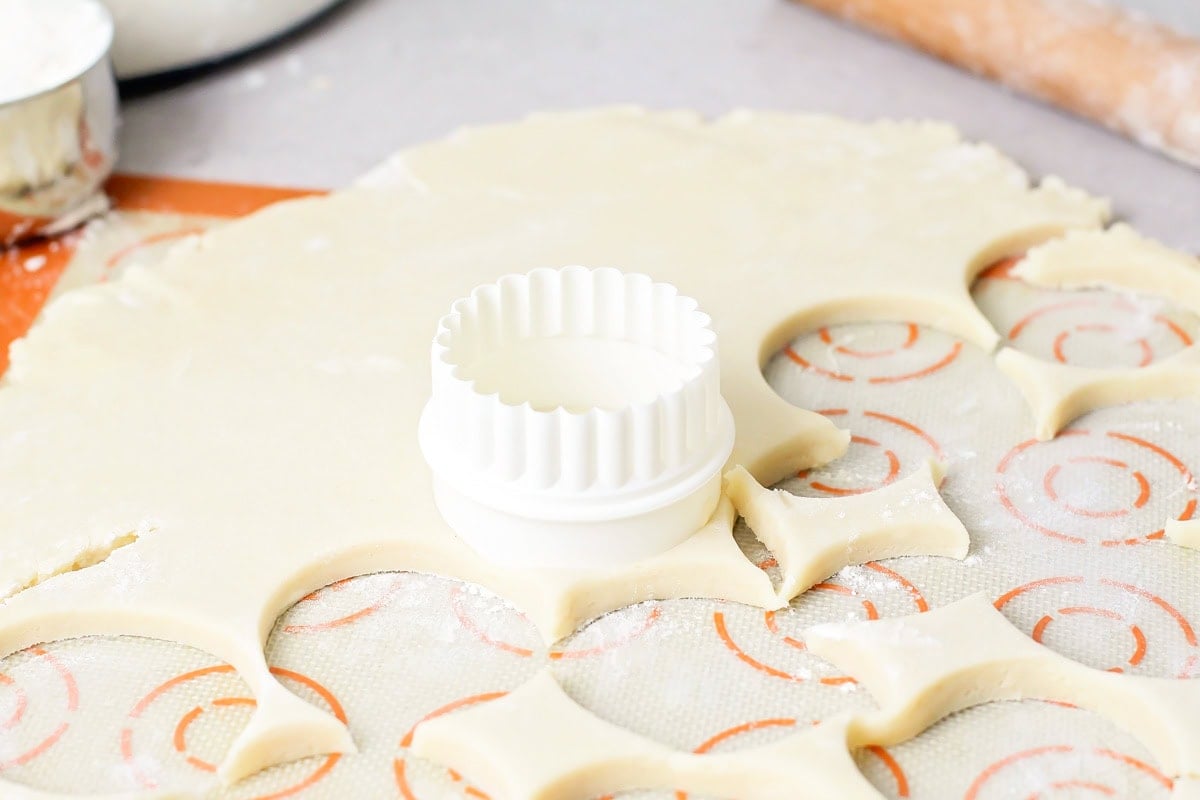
[
  {"x1": 725, "y1": 460, "x2": 969, "y2": 600},
  {"x1": 0, "y1": 108, "x2": 1113, "y2": 789},
  {"x1": 410, "y1": 669, "x2": 884, "y2": 800},
  {"x1": 806, "y1": 593, "x2": 1200, "y2": 780}
]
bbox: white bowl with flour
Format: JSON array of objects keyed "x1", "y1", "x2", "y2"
[
  {"x1": 101, "y1": 0, "x2": 346, "y2": 79},
  {"x1": 0, "y1": 0, "x2": 117, "y2": 244},
  {"x1": 0, "y1": 0, "x2": 113, "y2": 106}
]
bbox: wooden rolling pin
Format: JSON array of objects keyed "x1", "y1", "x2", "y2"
[{"x1": 795, "y1": 0, "x2": 1200, "y2": 166}]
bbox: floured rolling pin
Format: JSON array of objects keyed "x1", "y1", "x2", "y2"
[{"x1": 794, "y1": 0, "x2": 1200, "y2": 167}]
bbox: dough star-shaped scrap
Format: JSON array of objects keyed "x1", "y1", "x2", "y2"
[
  {"x1": 724, "y1": 461, "x2": 969, "y2": 600},
  {"x1": 410, "y1": 669, "x2": 883, "y2": 800},
  {"x1": 0, "y1": 109, "x2": 1108, "y2": 790},
  {"x1": 806, "y1": 593, "x2": 1200, "y2": 785}
]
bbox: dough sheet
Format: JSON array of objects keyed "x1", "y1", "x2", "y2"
[
  {"x1": 410, "y1": 671, "x2": 879, "y2": 800},
  {"x1": 807, "y1": 593, "x2": 1200, "y2": 777},
  {"x1": 0, "y1": 112, "x2": 1197, "y2": 798}
]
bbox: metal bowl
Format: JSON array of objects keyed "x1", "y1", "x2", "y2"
[{"x1": 0, "y1": 2, "x2": 118, "y2": 246}]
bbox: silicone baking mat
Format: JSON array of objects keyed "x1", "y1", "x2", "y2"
[{"x1": 1, "y1": 178, "x2": 1198, "y2": 799}]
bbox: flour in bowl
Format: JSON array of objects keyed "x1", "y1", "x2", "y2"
[{"x1": 0, "y1": 0, "x2": 112, "y2": 105}]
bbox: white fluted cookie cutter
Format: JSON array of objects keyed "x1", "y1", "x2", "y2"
[{"x1": 419, "y1": 266, "x2": 735, "y2": 568}]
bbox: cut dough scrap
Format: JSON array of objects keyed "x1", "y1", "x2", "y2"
[
  {"x1": 410, "y1": 669, "x2": 883, "y2": 800},
  {"x1": 0, "y1": 109, "x2": 1110, "y2": 788},
  {"x1": 996, "y1": 346, "x2": 1200, "y2": 440},
  {"x1": 1168, "y1": 518, "x2": 1200, "y2": 550},
  {"x1": 998, "y1": 224, "x2": 1200, "y2": 441},
  {"x1": 1014, "y1": 224, "x2": 1200, "y2": 316},
  {"x1": 724, "y1": 461, "x2": 969, "y2": 600},
  {"x1": 806, "y1": 593, "x2": 1200, "y2": 779}
]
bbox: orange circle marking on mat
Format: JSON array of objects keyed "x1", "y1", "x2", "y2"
[
  {"x1": 1006, "y1": 295, "x2": 1192, "y2": 368},
  {"x1": 1103, "y1": 432, "x2": 1196, "y2": 546},
  {"x1": 1031, "y1": 607, "x2": 1145, "y2": 671},
  {"x1": 1100, "y1": 579, "x2": 1198, "y2": 646},
  {"x1": 975, "y1": 255, "x2": 1023, "y2": 281},
  {"x1": 994, "y1": 576, "x2": 1086, "y2": 610},
  {"x1": 0, "y1": 674, "x2": 27, "y2": 730},
  {"x1": 720, "y1": 562, "x2": 926, "y2": 684},
  {"x1": 783, "y1": 344, "x2": 854, "y2": 382},
  {"x1": 965, "y1": 745, "x2": 1173, "y2": 799},
  {"x1": 284, "y1": 574, "x2": 408, "y2": 634},
  {"x1": 122, "y1": 664, "x2": 343, "y2": 796},
  {"x1": 449, "y1": 586, "x2": 661, "y2": 661},
  {"x1": 1157, "y1": 316, "x2": 1195, "y2": 346},
  {"x1": 755, "y1": 560, "x2": 928, "y2": 613},
  {"x1": 784, "y1": 325, "x2": 962, "y2": 384},
  {"x1": 801, "y1": 435, "x2": 901, "y2": 496},
  {"x1": 713, "y1": 609, "x2": 854, "y2": 685},
  {"x1": 549, "y1": 608, "x2": 663, "y2": 661},
  {"x1": 996, "y1": 430, "x2": 1196, "y2": 547},
  {"x1": 865, "y1": 562, "x2": 930, "y2": 612},
  {"x1": 863, "y1": 410, "x2": 947, "y2": 460},
  {"x1": 670, "y1": 718, "x2": 909, "y2": 800},
  {"x1": 869, "y1": 340, "x2": 963, "y2": 384},
  {"x1": 449, "y1": 587, "x2": 536, "y2": 657},
  {"x1": 1024, "y1": 779, "x2": 1116, "y2": 798},
  {"x1": 395, "y1": 692, "x2": 505, "y2": 800},
  {"x1": 171, "y1": 697, "x2": 258, "y2": 773},
  {"x1": 796, "y1": 409, "x2": 943, "y2": 494},
  {"x1": 1051, "y1": 323, "x2": 1154, "y2": 367},
  {"x1": 764, "y1": 583, "x2": 879, "y2": 651},
  {"x1": 1100, "y1": 578, "x2": 1200, "y2": 677},
  {"x1": 818, "y1": 322, "x2": 919, "y2": 358},
  {"x1": 1009, "y1": 299, "x2": 1108, "y2": 340},
  {"x1": 1094, "y1": 749, "x2": 1175, "y2": 789},
  {"x1": 0, "y1": 647, "x2": 78, "y2": 771},
  {"x1": 1041, "y1": 457, "x2": 1150, "y2": 519},
  {"x1": 996, "y1": 577, "x2": 1198, "y2": 676}
]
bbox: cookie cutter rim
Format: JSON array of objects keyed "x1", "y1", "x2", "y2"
[{"x1": 419, "y1": 265, "x2": 736, "y2": 568}]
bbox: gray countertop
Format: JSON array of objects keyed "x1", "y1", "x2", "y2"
[{"x1": 117, "y1": 0, "x2": 1199, "y2": 250}]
